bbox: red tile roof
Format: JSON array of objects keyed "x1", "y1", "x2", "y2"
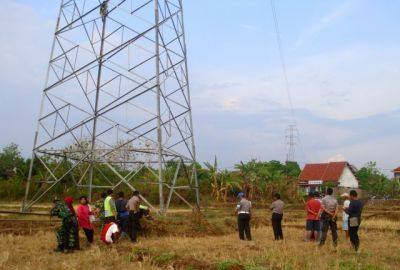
[
  {"x1": 393, "y1": 167, "x2": 400, "y2": 173},
  {"x1": 299, "y1": 162, "x2": 349, "y2": 183}
]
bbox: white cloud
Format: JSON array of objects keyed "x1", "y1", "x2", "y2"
[{"x1": 192, "y1": 45, "x2": 400, "y2": 121}]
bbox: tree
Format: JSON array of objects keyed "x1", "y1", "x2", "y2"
[
  {"x1": 235, "y1": 159, "x2": 260, "y2": 200},
  {"x1": 386, "y1": 178, "x2": 400, "y2": 198},
  {"x1": 219, "y1": 169, "x2": 241, "y2": 202},
  {"x1": 204, "y1": 156, "x2": 221, "y2": 201},
  {"x1": 356, "y1": 162, "x2": 390, "y2": 197},
  {"x1": 285, "y1": 161, "x2": 301, "y2": 179},
  {"x1": 0, "y1": 143, "x2": 25, "y2": 179}
]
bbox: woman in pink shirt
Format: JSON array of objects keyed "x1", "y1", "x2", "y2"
[{"x1": 76, "y1": 196, "x2": 94, "y2": 244}]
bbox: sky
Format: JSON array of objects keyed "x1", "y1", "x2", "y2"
[{"x1": 1, "y1": 0, "x2": 400, "y2": 174}]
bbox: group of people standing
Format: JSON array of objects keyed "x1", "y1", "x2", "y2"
[
  {"x1": 235, "y1": 188, "x2": 363, "y2": 252},
  {"x1": 50, "y1": 189, "x2": 150, "y2": 253},
  {"x1": 306, "y1": 188, "x2": 363, "y2": 251}
]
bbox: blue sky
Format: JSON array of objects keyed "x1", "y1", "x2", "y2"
[{"x1": 1, "y1": 0, "x2": 400, "y2": 174}]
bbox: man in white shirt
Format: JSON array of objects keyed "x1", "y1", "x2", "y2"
[{"x1": 235, "y1": 192, "x2": 252, "y2": 241}]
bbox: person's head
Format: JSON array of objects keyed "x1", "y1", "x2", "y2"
[
  {"x1": 349, "y1": 190, "x2": 358, "y2": 200},
  {"x1": 101, "y1": 191, "x2": 108, "y2": 199},
  {"x1": 132, "y1": 190, "x2": 140, "y2": 197},
  {"x1": 308, "y1": 191, "x2": 314, "y2": 198},
  {"x1": 326, "y1": 187, "x2": 333, "y2": 195},
  {"x1": 273, "y1": 192, "x2": 281, "y2": 200},
  {"x1": 64, "y1": 196, "x2": 74, "y2": 206},
  {"x1": 117, "y1": 191, "x2": 124, "y2": 198},
  {"x1": 79, "y1": 196, "x2": 88, "y2": 205},
  {"x1": 64, "y1": 196, "x2": 76, "y2": 215},
  {"x1": 237, "y1": 192, "x2": 245, "y2": 199},
  {"x1": 106, "y1": 189, "x2": 114, "y2": 196}
]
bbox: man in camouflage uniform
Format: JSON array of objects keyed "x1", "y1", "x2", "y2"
[{"x1": 50, "y1": 199, "x2": 77, "y2": 252}]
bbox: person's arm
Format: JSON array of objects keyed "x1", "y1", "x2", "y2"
[
  {"x1": 332, "y1": 205, "x2": 339, "y2": 219},
  {"x1": 235, "y1": 203, "x2": 240, "y2": 215},
  {"x1": 111, "y1": 198, "x2": 117, "y2": 216},
  {"x1": 306, "y1": 202, "x2": 316, "y2": 215},
  {"x1": 317, "y1": 207, "x2": 322, "y2": 218},
  {"x1": 269, "y1": 202, "x2": 274, "y2": 211},
  {"x1": 344, "y1": 201, "x2": 354, "y2": 216},
  {"x1": 320, "y1": 200, "x2": 326, "y2": 214}
]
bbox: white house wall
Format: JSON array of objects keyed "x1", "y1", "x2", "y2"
[{"x1": 338, "y1": 166, "x2": 359, "y2": 188}]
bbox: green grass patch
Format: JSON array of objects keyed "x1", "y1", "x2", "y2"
[
  {"x1": 151, "y1": 252, "x2": 176, "y2": 267},
  {"x1": 216, "y1": 259, "x2": 244, "y2": 270}
]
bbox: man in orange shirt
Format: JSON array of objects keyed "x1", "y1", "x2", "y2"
[{"x1": 305, "y1": 191, "x2": 322, "y2": 241}]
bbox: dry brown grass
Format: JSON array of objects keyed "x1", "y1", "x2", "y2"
[{"x1": 1, "y1": 205, "x2": 400, "y2": 270}]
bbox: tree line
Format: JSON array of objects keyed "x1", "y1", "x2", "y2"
[{"x1": 0, "y1": 143, "x2": 399, "y2": 202}]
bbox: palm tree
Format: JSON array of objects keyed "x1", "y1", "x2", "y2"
[
  {"x1": 219, "y1": 169, "x2": 241, "y2": 202},
  {"x1": 204, "y1": 156, "x2": 221, "y2": 201},
  {"x1": 235, "y1": 159, "x2": 260, "y2": 200}
]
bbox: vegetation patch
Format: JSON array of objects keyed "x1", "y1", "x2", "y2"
[
  {"x1": 216, "y1": 259, "x2": 245, "y2": 270},
  {"x1": 131, "y1": 247, "x2": 158, "y2": 262},
  {"x1": 151, "y1": 252, "x2": 176, "y2": 267}
]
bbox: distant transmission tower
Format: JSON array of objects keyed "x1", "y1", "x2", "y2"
[
  {"x1": 22, "y1": 0, "x2": 199, "y2": 214},
  {"x1": 285, "y1": 124, "x2": 298, "y2": 162},
  {"x1": 271, "y1": 0, "x2": 300, "y2": 163}
]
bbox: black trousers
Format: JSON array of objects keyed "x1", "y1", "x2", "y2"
[
  {"x1": 71, "y1": 217, "x2": 80, "y2": 250},
  {"x1": 82, "y1": 228, "x2": 94, "y2": 243},
  {"x1": 271, "y1": 213, "x2": 283, "y2": 240},
  {"x1": 349, "y1": 225, "x2": 360, "y2": 251},
  {"x1": 118, "y1": 215, "x2": 130, "y2": 234},
  {"x1": 128, "y1": 211, "x2": 141, "y2": 243},
  {"x1": 237, "y1": 213, "x2": 251, "y2": 240},
  {"x1": 319, "y1": 212, "x2": 338, "y2": 247}
]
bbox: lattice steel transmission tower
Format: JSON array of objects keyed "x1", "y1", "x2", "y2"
[
  {"x1": 285, "y1": 123, "x2": 298, "y2": 162},
  {"x1": 21, "y1": 0, "x2": 199, "y2": 214}
]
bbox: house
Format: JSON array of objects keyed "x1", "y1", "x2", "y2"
[
  {"x1": 393, "y1": 167, "x2": 400, "y2": 179},
  {"x1": 298, "y1": 161, "x2": 358, "y2": 193}
]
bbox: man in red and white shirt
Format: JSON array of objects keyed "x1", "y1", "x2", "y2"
[{"x1": 101, "y1": 222, "x2": 120, "y2": 244}]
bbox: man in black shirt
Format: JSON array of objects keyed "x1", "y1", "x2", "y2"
[
  {"x1": 115, "y1": 191, "x2": 129, "y2": 238},
  {"x1": 345, "y1": 190, "x2": 363, "y2": 251}
]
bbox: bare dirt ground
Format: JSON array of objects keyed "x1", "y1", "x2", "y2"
[{"x1": 0, "y1": 203, "x2": 400, "y2": 269}]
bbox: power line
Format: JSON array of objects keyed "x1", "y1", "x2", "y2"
[
  {"x1": 270, "y1": 0, "x2": 295, "y2": 122},
  {"x1": 270, "y1": 0, "x2": 306, "y2": 163}
]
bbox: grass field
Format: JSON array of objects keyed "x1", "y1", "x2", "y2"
[{"x1": 1, "y1": 203, "x2": 400, "y2": 270}]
